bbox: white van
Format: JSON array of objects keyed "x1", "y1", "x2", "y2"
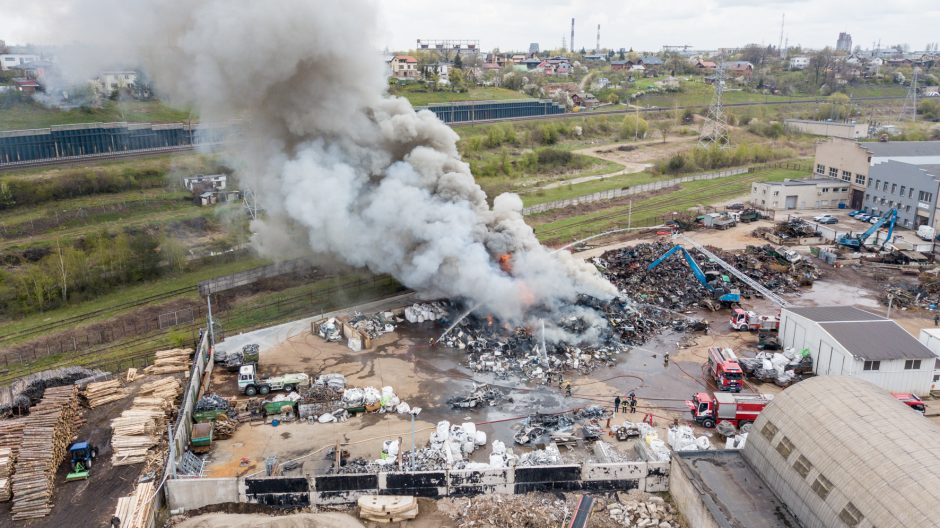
[{"x1": 917, "y1": 225, "x2": 936, "y2": 241}]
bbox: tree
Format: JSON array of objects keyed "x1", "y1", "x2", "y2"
[
  {"x1": 619, "y1": 49, "x2": 625, "y2": 60},
  {"x1": 161, "y1": 236, "x2": 189, "y2": 273},
  {"x1": 620, "y1": 114, "x2": 649, "y2": 140},
  {"x1": 449, "y1": 68, "x2": 467, "y2": 92},
  {"x1": 655, "y1": 120, "x2": 672, "y2": 143},
  {"x1": 453, "y1": 53, "x2": 463, "y2": 69},
  {"x1": 0, "y1": 182, "x2": 14, "y2": 209}
]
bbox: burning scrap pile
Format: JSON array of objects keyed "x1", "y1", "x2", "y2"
[{"x1": 739, "y1": 349, "x2": 812, "y2": 387}]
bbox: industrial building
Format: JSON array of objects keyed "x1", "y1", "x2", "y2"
[
  {"x1": 863, "y1": 161, "x2": 940, "y2": 229},
  {"x1": 784, "y1": 119, "x2": 868, "y2": 139},
  {"x1": 812, "y1": 138, "x2": 940, "y2": 209},
  {"x1": 779, "y1": 306, "x2": 936, "y2": 394},
  {"x1": 749, "y1": 177, "x2": 849, "y2": 210},
  {"x1": 743, "y1": 376, "x2": 940, "y2": 528}
]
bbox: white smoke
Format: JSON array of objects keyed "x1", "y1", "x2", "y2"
[{"x1": 36, "y1": 0, "x2": 617, "y2": 332}]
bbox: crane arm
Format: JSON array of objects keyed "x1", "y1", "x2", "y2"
[
  {"x1": 860, "y1": 208, "x2": 898, "y2": 243},
  {"x1": 647, "y1": 244, "x2": 712, "y2": 291}
]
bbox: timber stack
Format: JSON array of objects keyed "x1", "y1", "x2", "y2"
[
  {"x1": 111, "y1": 377, "x2": 181, "y2": 466},
  {"x1": 82, "y1": 379, "x2": 128, "y2": 408},
  {"x1": 143, "y1": 348, "x2": 193, "y2": 375},
  {"x1": 0, "y1": 447, "x2": 13, "y2": 502},
  {"x1": 113, "y1": 480, "x2": 156, "y2": 528},
  {"x1": 10, "y1": 385, "x2": 80, "y2": 520}
]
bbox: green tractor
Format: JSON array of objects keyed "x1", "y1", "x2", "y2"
[{"x1": 65, "y1": 441, "x2": 98, "y2": 482}]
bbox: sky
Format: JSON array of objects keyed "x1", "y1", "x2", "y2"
[{"x1": 1, "y1": 0, "x2": 938, "y2": 53}]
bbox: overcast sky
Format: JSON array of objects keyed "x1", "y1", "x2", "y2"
[{"x1": 2, "y1": 0, "x2": 938, "y2": 53}]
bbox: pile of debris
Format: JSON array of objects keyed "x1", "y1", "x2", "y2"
[
  {"x1": 348, "y1": 311, "x2": 399, "y2": 339},
  {"x1": 215, "y1": 344, "x2": 258, "y2": 371},
  {"x1": 880, "y1": 282, "x2": 928, "y2": 308},
  {"x1": 518, "y1": 442, "x2": 564, "y2": 466},
  {"x1": 759, "y1": 218, "x2": 819, "y2": 240},
  {"x1": 446, "y1": 384, "x2": 505, "y2": 409},
  {"x1": 437, "y1": 493, "x2": 573, "y2": 528},
  {"x1": 667, "y1": 425, "x2": 712, "y2": 452},
  {"x1": 194, "y1": 393, "x2": 235, "y2": 418},
  {"x1": 513, "y1": 413, "x2": 575, "y2": 445},
  {"x1": 739, "y1": 349, "x2": 812, "y2": 387},
  {"x1": 606, "y1": 492, "x2": 680, "y2": 528},
  {"x1": 315, "y1": 318, "x2": 343, "y2": 342}
]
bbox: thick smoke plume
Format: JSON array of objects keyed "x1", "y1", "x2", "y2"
[{"x1": 42, "y1": 0, "x2": 617, "y2": 334}]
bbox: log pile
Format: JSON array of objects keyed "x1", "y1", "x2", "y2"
[
  {"x1": 113, "y1": 480, "x2": 155, "y2": 528},
  {"x1": 111, "y1": 377, "x2": 181, "y2": 466},
  {"x1": 82, "y1": 379, "x2": 128, "y2": 408},
  {"x1": 213, "y1": 414, "x2": 237, "y2": 439},
  {"x1": 126, "y1": 367, "x2": 140, "y2": 383},
  {"x1": 10, "y1": 385, "x2": 80, "y2": 521},
  {"x1": 143, "y1": 348, "x2": 192, "y2": 375},
  {"x1": 0, "y1": 447, "x2": 13, "y2": 501}
]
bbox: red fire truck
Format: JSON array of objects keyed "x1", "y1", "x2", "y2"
[
  {"x1": 892, "y1": 393, "x2": 927, "y2": 414},
  {"x1": 686, "y1": 391, "x2": 773, "y2": 429},
  {"x1": 729, "y1": 309, "x2": 780, "y2": 331},
  {"x1": 707, "y1": 347, "x2": 745, "y2": 392}
]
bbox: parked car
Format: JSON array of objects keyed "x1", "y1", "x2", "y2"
[
  {"x1": 726, "y1": 202, "x2": 745, "y2": 211},
  {"x1": 857, "y1": 214, "x2": 871, "y2": 222},
  {"x1": 848, "y1": 210, "x2": 863, "y2": 217},
  {"x1": 818, "y1": 217, "x2": 838, "y2": 224},
  {"x1": 813, "y1": 214, "x2": 836, "y2": 222},
  {"x1": 869, "y1": 216, "x2": 881, "y2": 224}
]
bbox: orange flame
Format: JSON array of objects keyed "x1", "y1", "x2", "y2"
[{"x1": 498, "y1": 253, "x2": 513, "y2": 273}]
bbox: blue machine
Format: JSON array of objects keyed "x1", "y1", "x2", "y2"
[
  {"x1": 647, "y1": 245, "x2": 741, "y2": 304},
  {"x1": 837, "y1": 209, "x2": 897, "y2": 250}
]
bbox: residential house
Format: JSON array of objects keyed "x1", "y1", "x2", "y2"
[
  {"x1": 571, "y1": 93, "x2": 599, "y2": 108},
  {"x1": 582, "y1": 54, "x2": 606, "y2": 63},
  {"x1": 788, "y1": 56, "x2": 810, "y2": 70},
  {"x1": 522, "y1": 57, "x2": 543, "y2": 71},
  {"x1": 388, "y1": 55, "x2": 418, "y2": 80},
  {"x1": 610, "y1": 60, "x2": 630, "y2": 71},
  {"x1": 96, "y1": 70, "x2": 138, "y2": 94},
  {"x1": 639, "y1": 56, "x2": 663, "y2": 73},
  {"x1": 695, "y1": 60, "x2": 717, "y2": 70},
  {"x1": 0, "y1": 54, "x2": 39, "y2": 71},
  {"x1": 11, "y1": 78, "x2": 40, "y2": 94},
  {"x1": 538, "y1": 57, "x2": 571, "y2": 76},
  {"x1": 424, "y1": 63, "x2": 450, "y2": 84},
  {"x1": 183, "y1": 174, "x2": 227, "y2": 192},
  {"x1": 722, "y1": 61, "x2": 754, "y2": 78},
  {"x1": 510, "y1": 54, "x2": 527, "y2": 64},
  {"x1": 592, "y1": 77, "x2": 610, "y2": 90}
]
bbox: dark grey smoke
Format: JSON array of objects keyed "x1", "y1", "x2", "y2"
[{"x1": 38, "y1": 0, "x2": 617, "y2": 334}]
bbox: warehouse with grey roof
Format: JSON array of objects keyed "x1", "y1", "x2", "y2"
[
  {"x1": 779, "y1": 306, "x2": 937, "y2": 394},
  {"x1": 742, "y1": 376, "x2": 940, "y2": 528}
]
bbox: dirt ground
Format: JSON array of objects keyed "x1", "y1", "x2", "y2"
[
  {"x1": 173, "y1": 512, "x2": 365, "y2": 528},
  {"x1": 575, "y1": 136, "x2": 698, "y2": 176}
]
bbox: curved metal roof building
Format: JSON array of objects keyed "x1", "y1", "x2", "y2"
[{"x1": 742, "y1": 376, "x2": 940, "y2": 528}]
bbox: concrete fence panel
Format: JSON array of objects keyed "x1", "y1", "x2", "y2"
[
  {"x1": 447, "y1": 468, "x2": 514, "y2": 496},
  {"x1": 381, "y1": 471, "x2": 448, "y2": 498},
  {"x1": 313, "y1": 473, "x2": 379, "y2": 505},
  {"x1": 245, "y1": 476, "x2": 310, "y2": 507},
  {"x1": 166, "y1": 478, "x2": 239, "y2": 511}
]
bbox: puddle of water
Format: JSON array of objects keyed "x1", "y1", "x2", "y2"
[{"x1": 798, "y1": 279, "x2": 881, "y2": 309}]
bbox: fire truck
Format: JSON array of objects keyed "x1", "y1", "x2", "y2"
[
  {"x1": 686, "y1": 391, "x2": 773, "y2": 429},
  {"x1": 892, "y1": 393, "x2": 927, "y2": 414},
  {"x1": 729, "y1": 309, "x2": 780, "y2": 331},
  {"x1": 707, "y1": 347, "x2": 745, "y2": 392}
]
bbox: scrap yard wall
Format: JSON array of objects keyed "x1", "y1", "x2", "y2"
[{"x1": 165, "y1": 461, "x2": 671, "y2": 511}]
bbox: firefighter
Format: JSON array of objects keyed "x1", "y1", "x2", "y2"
[
  {"x1": 614, "y1": 395, "x2": 621, "y2": 414},
  {"x1": 934, "y1": 312, "x2": 939, "y2": 327},
  {"x1": 629, "y1": 393, "x2": 637, "y2": 414},
  {"x1": 561, "y1": 380, "x2": 572, "y2": 397},
  {"x1": 621, "y1": 398, "x2": 629, "y2": 414},
  {"x1": 664, "y1": 350, "x2": 671, "y2": 367}
]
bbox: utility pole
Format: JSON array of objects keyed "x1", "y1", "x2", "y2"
[
  {"x1": 570, "y1": 18, "x2": 575, "y2": 52},
  {"x1": 777, "y1": 13, "x2": 785, "y2": 58},
  {"x1": 899, "y1": 67, "x2": 919, "y2": 122},
  {"x1": 207, "y1": 294, "x2": 215, "y2": 351},
  {"x1": 595, "y1": 24, "x2": 600, "y2": 54},
  {"x1": 628, "y1": 200, "x2": 633, "y2": 229},
  {"x1": 699, "y1": 59, "x2": 731, "y2": 148}
]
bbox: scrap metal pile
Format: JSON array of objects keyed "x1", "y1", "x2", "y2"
[
  {"x1": 754, "y1": 218, "x2": 819, "y2": 240},
  {"x1": 348, "y1": 311, "x2": 399, "y2": 339},
  {"x1": 738, "y1": 349, "x2": 813, "y2": 387},
  {"x1": 446, "y1": 384, "x2": 506, "y2": 409},
  {"x1": 881, "y1": 281, "x2": 930, "y2": 308},
  {"x1": 194, "y1": 393, "x2": 235, "y2": 418}
]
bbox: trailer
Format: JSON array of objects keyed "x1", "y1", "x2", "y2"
[{"x1": 686, "y1": 391, "x2": 773, "y2": 429}]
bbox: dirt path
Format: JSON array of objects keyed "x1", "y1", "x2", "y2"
[{"x1": 173, "y1": 512, "x2": 365, "y2": 528}]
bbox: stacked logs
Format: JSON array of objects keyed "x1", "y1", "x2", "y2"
[
  {"x1": 0, "y1": 447, "x2": 13, "y2": 501},
  {"x1": 213, "y1": 415, "x2": 237, "y2": 440},
  {"x1": 10, "y1": 385, "x2": 80, "y2": 520},
  {"x1": 111, "y1": 377, "x2": 181, "y2": 466},
  {"x1": 113, "y1": 480, "x2": 155, "y2": 528},
  {"x1": 82, "y1": 379, "x2": 128, "y2": 408},
  {"x1": 143, "y1": 348, "x2": 192, "y2": 375}
]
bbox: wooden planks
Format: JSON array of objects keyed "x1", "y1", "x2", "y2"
[
  {"x1": 143, "y1": 348, "x2": 192, "y2": 375},
  {"x1": 112, "y1": 480, "x2": 155, "y2": 528},
  {"x1": 82, "y1": 379, "x2": 129, "y2": 408},
  {"x1": 111, "y1": 377, "x2": 181, "y2": 466},
  {"x1": 10, "y1": 385, "x2": 80, "y2": 520}
]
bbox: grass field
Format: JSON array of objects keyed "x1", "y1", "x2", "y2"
[
  {"x1": 0, "y1": 99, "x2": 193, "y2": 131},
  {"x1": 533, "y1": 167, "x2": 805, "y2": 244},
  {"x1": 521, "y1": 171, "x2": 660, "y2": 207},
  {"x1": 390, "y1": 85, "x2": 527, "y2": 107}
]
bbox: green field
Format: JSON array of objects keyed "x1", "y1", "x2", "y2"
[
  {"x1": 0, "y1": 100, "x2": 193, "y2": 131},
  {"x1": 390, "y1": 85, "x2": 527, "y2": 107},
  {"x1": 533, "y1": 167, "x2": 805, "y2": 244},
  {"x1": 521, "y1": 171, "x2": 660, "y2": 207}
]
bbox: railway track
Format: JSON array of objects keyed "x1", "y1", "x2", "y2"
[{"x1": 0, "y1": 96, "x2": 905, "y2": 171}]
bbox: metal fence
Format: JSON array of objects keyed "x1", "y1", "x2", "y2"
[
  {"x1": 522, "y1": 167, "x2": 750, "y2": 215},
  {"x1": 197, "y1": 259, "x2": 313, "y2": 296}
]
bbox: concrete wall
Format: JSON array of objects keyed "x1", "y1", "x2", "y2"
[
  {"x1": 166, "y1": 478, "x2": 239, "y2": 511},
  {"x1": 668, "y1": 457, "x2": 721, "y2": 528},
  {"x1": 166, "y1": 461, "x2": 670, "y2": 511}
]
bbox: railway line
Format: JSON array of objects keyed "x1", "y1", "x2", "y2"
[{"x1": 0, "y1": 95, "x2": 905, "y2": 171}]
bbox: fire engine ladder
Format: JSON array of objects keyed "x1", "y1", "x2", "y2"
[{"x1": 678, "y1": 235, "x2": 791, "y2": 307}]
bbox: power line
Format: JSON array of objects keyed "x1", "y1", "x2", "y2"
[
  {"x1": 699, "y1": 61, "x2": 731, "y2": 149},
  {"x1": 899, "y1": 67, "x2": 919, "y2": 122}
]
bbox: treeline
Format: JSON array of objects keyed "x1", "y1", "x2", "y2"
[
  {"x1": 0, "y1": 167, "x2": 167, "y2": 210},
  {"x1": 0, "y1": 226, "x2": 196, "y2": 316},
  {"x1": 653, "y1": 143, "x2": 795, "y2": 175},
  {"x1": 469, "y1": 147, "x2": 593, "y2": 178}
]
